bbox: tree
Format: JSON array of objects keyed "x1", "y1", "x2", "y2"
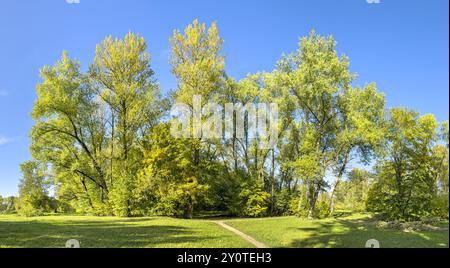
[
  {"x1": 166, "y1": 20, "x2": 229, "y2": 217},
  {"x1": 328, "y1": 84, "x2": 385, "y2": 214},
  {"x1": 30, "y1": 33, "x2": 163, "y2": 216},
  {"x1": 31, "y1": 52, "x2": 110, "y2": 214},
  {"x1": 22, "y1": 21, "x2": 447, "y2": 221},
  {"x1": 334, "y1": 168, "x2": 372, "y2": 212},
  {"x1": 137, "y1": 123, "x2": 209, "y2": 218},
  {"x1": 273, "y1": 31, "x2": 384, "y2": 218},
  {"x1": 89, "y1": 32, "x2": 161, "y2": 216},
  {"x1": 3, "y1": 196, "x2": 17, "y2": 213},
  {"x1": 16, "y1": 160, "x2": 53, "y2": 216},
  {"x1": 367, "y1": 108, "x2": 440, "y2": 220},
  {"x1": 170, "y1": 19, "x2": 225, "y2": 106},
  {"x1": 431, "y1": 121, "x2": 449, "y2": 218}
]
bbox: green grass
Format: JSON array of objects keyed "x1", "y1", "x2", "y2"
[
  {"x1": 1, "y1": 213, "x2": 448, "y2": 248},
  {"x1": 0, "y1": 215, "x2": 252, "y2": 248},
  {"x1": 225, "y1": 213, "x2": 449, "y2": 248}
]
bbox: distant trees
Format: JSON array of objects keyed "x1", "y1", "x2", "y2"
[
  {"x1": 22, "y1": 20, "x2": 448, "y2": 221},
  {"x1": 16, "y1": 160, "x2": 55, "y2": 216},
  {"x1": 334, "y1": 168, "x2": 372, "y2": 212},
  {"x1": 0, "y1": 196, "x2": 17, "y2": 214}
]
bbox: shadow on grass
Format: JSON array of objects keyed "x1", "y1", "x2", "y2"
[
  {"x1": 332, "y1": 211, "x2": 354, "y2": 218},
  {"x1": 289, "y1": 217, "x2": 449, "y2": 248},
  {"x1": 0, "y1": 219, "x2": 215, "y2": 248}
]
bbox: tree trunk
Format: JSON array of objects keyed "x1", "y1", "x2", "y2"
[
  {"x1": 307, "y1": 182, "x2": 319, "y2": 219},
  {"x1": 329, "y1": 177, "x2": 341, "y2": 215},
  {"x1": 329, "y1": 152, "x2": 349, "y2": 215},
  {"x1": 80, "y1": 177, "x2": 94, "y2": 210}
]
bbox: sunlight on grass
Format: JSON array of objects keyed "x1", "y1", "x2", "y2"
[
  {"x1": 0, "y1": 215, "x2": 253, "y2": 248},
  {"x1": 225, "y1": 214, "x2": 449, "y2": 248},
  {"x1": 1, "y1": 214, "x2": 448, "y2": 248}
]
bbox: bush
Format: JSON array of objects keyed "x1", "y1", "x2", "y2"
[
  {"x1": 272, "y1": 188, "x2": 295, "y2": 216},
  {"x1": 315, "y1": 194, "x2": 331, "y2": 219},
  {"x1": 431, "y1": 194, "x2": 449, "y2": 219},
  {"x1": 238, "y1": 181, "x2": 271, "y2": 217}
]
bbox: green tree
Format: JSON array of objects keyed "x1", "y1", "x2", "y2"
[
  {"x1": 30, "y1": 33, "x2": 163, "y2": 216},
  {"x1": 167, "y1": 20, "x2": 230, "y2": 216},
  {"x1": 367, "y1": 109, "x2": 441, "y2": 220},
  {"x1": 334, "y1": 168, "x2": 372, "y2": 212},
  {"x1": 4, "y1": 196, "x2": 17, "y2": 213},
  {"x1": 16, "y1": 160, "x2": 53, "y2": 216},
  {"x1": 31, "y1": 52, "x2": 110, "y2": 214},
  {"x1": 431, "y1": 121, "x2": 449, "y2": 218},
  {"x1": 137, "y1": 123, "x2": 209, "y2": 218},
  {"x1": 273, "y1": 31, "x2": 384, "y2": 218},
  {"x1": 328, "y1": 84, "x2": 385, "y2": 214},
  {"x1": 89, "y1": 32, "x2": 161, "y2": 216}
]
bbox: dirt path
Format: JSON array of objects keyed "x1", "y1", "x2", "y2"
[{"x1": 213, "y1": 221, "x2": 269, "y2": 248}]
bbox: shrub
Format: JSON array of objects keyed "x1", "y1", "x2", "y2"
[{"x1": 238, "y1": 181, "x2": 271, "y2": 217}]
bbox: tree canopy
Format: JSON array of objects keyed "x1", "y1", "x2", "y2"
[{"x1": 16, "y1": 20, "x2": 448, "y2": 221}]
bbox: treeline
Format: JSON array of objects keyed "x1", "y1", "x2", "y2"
[
  {"x1": 0, "y1": 196, "x2": 17, "y2": 214},
  {"x1": 14, "y1": 20, "x2": 449, "y2": 221}
]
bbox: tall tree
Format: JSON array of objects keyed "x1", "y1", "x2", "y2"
[
  {"x1": 275, "y1": 31, "x2": 354, "y2": 218},
  {"x1": 169, "y1": 19, "x2": 226, "y2": 189},
  {"x1": 31, "y1": 52, "x2": 109, "y2": 214},
  {"x1": 328, "y1": 83, "x2": 385, "y2": 214},
  {"x1": 367, "y1": 108, "x2": 440, "y2": 220},
  {"x1": 89, "y1": 32, "x2": 161, "y2": 216}
]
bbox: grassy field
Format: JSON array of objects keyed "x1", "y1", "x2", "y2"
[
  {"x1": 0, "y1": 215, "x2": 252, "y2": 248},
  {"x1": 225, "y1": 214, "x2": 449, "y2": 248},
  {"x1": 0, "y1": 213, "x2": 448, "y2": 248}
]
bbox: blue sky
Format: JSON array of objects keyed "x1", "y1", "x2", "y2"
[{"x1": 0, "y1": 0, "x2": 448, "y2": 196}]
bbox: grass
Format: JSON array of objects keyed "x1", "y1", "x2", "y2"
[
  {"x1": 0, "y1": 215, "x2": 252, "y2": 248},
  {"x1": 225, "y1": 213, "x2": 449, "y2": 248},
  {"x1": 1, "y1": 213, "x2": 448, "y2": 248}
]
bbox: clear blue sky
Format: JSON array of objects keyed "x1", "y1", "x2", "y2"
[{"x1": 0, "y1": 0, "x2": 448, "y2": 196}]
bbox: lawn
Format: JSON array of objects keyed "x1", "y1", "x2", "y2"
[
  {"x1": 225, "y1": 213, "x2": 449, "y2": 248},
  {"x1": 0, "y1": 215, "x2": 252, "y2": 248},
  {"x1": 0, "y1": 214, "x2": 448, "y2": 248}
]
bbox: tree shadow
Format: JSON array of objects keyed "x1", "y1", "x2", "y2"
[
  {"x1": 332, "y1": 211, "x2": 354, "y2": 218},
  {"x1": 0, "y1": 218, "x2": 222, "y2": 248},
  {"x1": 288, "y1": 217, "x2": 449, "y2": 248}
]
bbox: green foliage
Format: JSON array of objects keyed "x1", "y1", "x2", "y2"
[
  {"x1": 238, "y1": 181, "x2": 271, "y2": 217},
  {"x1": 288, "y1": 189, "x2": 330, "y2": 219},
  {"x1": 0, "y1": 196, "x2": 17, "y2": 214},
  {"x1": 22, "y1": 20, "x2": 448, "y2": 222},
  {"x1": 29, "y1": 32, "x2": 163, "y2": 216},
  {"x1": 170, "y1": 19, "x2": 225, "y2": 106},
  {"x1": 273, "y1": 31, "x2": 385, "y2": 218},
  {"x1": 366, "y1": 109, "x2": 442, "y2": 221},
  {"x1": 16, "y1": 161, "x2": 55, "y2": 216},
  {"x1": 137, "y1": 123, "x2": 210, "y2": 218},
  {"x1": 272, "y1": 188, "x2": 295, "y2": 216},
  {"x1": 314, "y1": 193, "x2": 331, "y2": 219},
  {"x1": 334, "y1": 169, "x2": 372, "y2": 212}
]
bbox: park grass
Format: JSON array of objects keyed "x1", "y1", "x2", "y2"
[
  {"x1": 224, "y1": 213, "x2": 449, "y2": 248},
  {"x1": 0, "y1": 215, "x2": 253, "y2": 248},
  {"x1": 1, "y1": 213, "x2": 448, "y2": 248}
]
